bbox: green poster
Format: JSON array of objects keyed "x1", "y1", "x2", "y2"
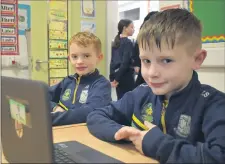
[{"x1": 189, "y1": 0, "x2": 225, "y2": 43}]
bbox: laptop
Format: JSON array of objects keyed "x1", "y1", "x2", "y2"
[{"x1": 1, "y1": 76, "x2": 123, "y2": 163}]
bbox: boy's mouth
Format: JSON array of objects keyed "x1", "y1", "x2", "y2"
[
  {"x1": 149, "y1": 82, "x2": 165, "y2": 88},
  {"x1": 76, "y1": 67, "x2": 87, "y2": 71}
]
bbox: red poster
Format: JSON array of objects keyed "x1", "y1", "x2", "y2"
[{"x1": 1, "y1": 0, "x2": 19, "y2": 55}]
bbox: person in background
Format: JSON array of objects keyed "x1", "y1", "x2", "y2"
[
  {"x1": 49, "y1": 32, "x2": 111, "y2": 126},
  {"x1": 110, "y1": 19, "x2": 135, "y2": 100},
  {"x1": 133, "y1": 11, "x2": 158, "y2": 87},
  {"x1": 87, "y1": 9, "x2": 225, "y2": 163}
]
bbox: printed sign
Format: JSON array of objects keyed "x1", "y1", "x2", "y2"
[
  {"x1": 49, "y1": 59, "x2": 68, "y2": 68},
  {"x1": 50, "y1": 69, "x2": 68, "y2": 78},
  {"x1": 49, "y1": 30, "x2": 67, "y2": 40},
  {"x1": 1, "y1": 0, "x2": 19, "y2": 55},
  {"x1": 49, "y1": 50, "x2": 68, "y2": 58}
]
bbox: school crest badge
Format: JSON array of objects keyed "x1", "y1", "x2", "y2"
[
  {"x1": 62, "y1": 89, "x2": 71, "y2": 101},
  {"x1": 174, "y1": 114, "x2": 191, "y2": 138},
  {"x1": 141, "y1": 103, "x2": 153, "y2": 123},
  {"x1": 79, "y1": 90, "x2": 88, "y2": 103}
]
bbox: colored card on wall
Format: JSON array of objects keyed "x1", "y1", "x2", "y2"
[
  {"x1": 81, "y1": 21, "x2": 96, "y2": 34},
  {"x1": 1, "y1": 0, "x2": 19, "y2": 55},
  {"x1": 1, "y1": 36, "x2": 17, "y2": 44},
  {"x1": 49, "y1": 68, "x2": 68, "y2": 78},
  {"x1": 1, "y1": 46, "x2": 17, "y2": 55},
  {"x1": 49, "y1": 10, "x2": 67, "y2": 21},
  {"x1": 49, "y1": 30, "x2": 67, "y2": 40},
  {"x1": 49, "y1": 0, "x2": 67, "y2": 11},
  {"x1": 49, "y1": 59, "x2": 68, "y2": 69},
  {"x1": 1, "y1": 3, "x2": 15, "y2": 13},
  {"x1": 49, "y1": 21, "x2": 67, "y2": 31},
  {"x1": 49, "y1": 40, "x2": 67, "y2": 49},
  {"x1": 81, "y1": 0, "x2": 95, "y2": 18},
  {"x1": 49, "y1": 50, "x2": 68, "y2": 58},
  {"x1": 1, "y1": 27, "x2": 16, "y2": 35}
]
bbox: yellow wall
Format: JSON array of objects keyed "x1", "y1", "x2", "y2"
[
  {"x1": 68, "y1": 1, "x2": 107, "y2": 76},
  {"x1": 31, "y1": 1, "x2": 48, "y2": 83}
]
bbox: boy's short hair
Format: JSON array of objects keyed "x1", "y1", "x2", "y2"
[
  {"x1": 69, "y1": 32, "x2": 102, "y2": 53},
  {"x1": 137, "y1": 9, "x2": 202, "y2": 52}
]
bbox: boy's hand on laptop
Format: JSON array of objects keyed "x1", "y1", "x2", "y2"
[
  {"x1": 114, "y1": 121, "x2": 156, "y2": 154},
  {"x1": 52, "y1": 106, "x2": 65, "y2": 113},
  {"x1": 129, "y1": 121, "x2": 156, "y2": 154},
  {"x1": 114, "y1": 126, "x2": 141, "y2": 141}
]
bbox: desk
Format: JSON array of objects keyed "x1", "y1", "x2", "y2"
[{"x1": 2, "y1": 124, "x2": 158, "y2": 163}]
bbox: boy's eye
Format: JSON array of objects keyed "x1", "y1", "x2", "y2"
[
  {"x1": 72, "y1": 56, "x2": 77, "y2": 59},
  {"x1": 84, "y1": 55, "x2": 90, "y2": 58},
  {"x1": 142, "y1": 59, "x2": 151, "y2": 64},
  {"x1": 162, "y1": 59, "x2": 172, "y2": 64}
]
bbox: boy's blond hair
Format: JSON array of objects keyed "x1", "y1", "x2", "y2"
[
  {"x1": 69, "y1": 32, "x2": 102, "y2": 53},
  {"x1": 137, "y1": 9, "x2": 202, "y2": 52}
]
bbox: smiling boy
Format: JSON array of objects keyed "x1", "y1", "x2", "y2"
[
  {"x1": 87, "y1": 9, "x2": 225, "y2": 163},
  {"x1": 49, "y1": 32, "x2": 111, "y2": 126}
]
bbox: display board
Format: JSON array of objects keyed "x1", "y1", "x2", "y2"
[
  {"x1": 47, "y1": 0, "x2": 69, "y2": 86},
  {"x1": 188, "y1": 0, "x2": 225, "y2": 43},
  {"x1": 1, "y1": 0, "x2": 19, "y2": 55}
]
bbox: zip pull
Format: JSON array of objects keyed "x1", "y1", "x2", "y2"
[{"x1": 161, "y1": 100, "x2": 168, "y2": 134}]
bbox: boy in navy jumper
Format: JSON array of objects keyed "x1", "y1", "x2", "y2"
[
  {"x1": 87, "y1": 9, "x2": 225, "y2": 163},
  {"x1": 49, "y1": 32, "x2": 111, "y2": 126}
]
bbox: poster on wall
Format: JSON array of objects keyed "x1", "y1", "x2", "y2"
[
  {"x1": 18, "y1": 4, "x2": 31, "y2": 35},
  {"x1": 48, "y1": 0, "x2": 69, "y2": 86},
  {"x1": 81, "y1": 0, "x2": 95, "y2": 18},
  {"x1": 1, "y1": 0, "x2": 19, "y2": 55},
  {"x1": 81, "y1": 21, "x2": 96, "y2": 34},
  {"x1": 160, "y1": 4, "x2": 180, "y2": 11}
]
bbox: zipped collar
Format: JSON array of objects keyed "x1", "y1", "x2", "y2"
[
  {"x1": 158, "y1": 71, "x2": 201, "y2": 103},
  {"x1": 73, "y1": 69, "x2": 100, "y2": 83}
]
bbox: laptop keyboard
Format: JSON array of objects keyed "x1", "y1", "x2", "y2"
[{"x1": 54, "y1": 146, "x2": 76, "y2": 163}]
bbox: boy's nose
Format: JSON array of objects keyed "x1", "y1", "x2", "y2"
[
  {"x1": 147, "y1": 64, "x2": 160, "y2": 78},
  {"x1": 77, "y1": 57, "x2": 84, "y2": 64}
]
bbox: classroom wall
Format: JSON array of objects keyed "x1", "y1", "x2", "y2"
[
  {"x1": 68, "y1": 1, "x2": 107, "y2": 76},
  {"x1": 106, "y1": 1, "x2": 119, "y2": 78},
  {"x1": 191, "y1": 0, "x2": 225, "y2": 92}
]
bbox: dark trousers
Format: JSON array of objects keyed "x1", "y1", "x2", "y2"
[{"x1": 116, "y1": 71, "x2": 135, "y2": 100}]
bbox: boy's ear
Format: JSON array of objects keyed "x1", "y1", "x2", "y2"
[
  {"x1": 97, "y1": 53, "x2": 103, "y2": 61},
  {"x1": 192, "y1": 49, "x2": 207, "y2": 70},
  {"x1": 68, "y1": 56, "x2": 70, "y2": 61}
]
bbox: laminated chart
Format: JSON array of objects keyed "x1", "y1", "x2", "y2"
[
  {"x1": 49, "y1": 69, "x2": 68, "y2": 78},
  {"x1": 48, "y1": 0, "x2": 69, "y2": 86},
  {"x1": 49, "y1": 50, "x2": 67, "y2": 58},
  {"x1": 1, "y1": 0, "x2": 19, "y2": 55},
  {"x1": 49, "y1": 40, "x2": 67, "y2": 49},
  {"x1": 49, "y1": 59, "x2": 68, "y2": 69}
]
